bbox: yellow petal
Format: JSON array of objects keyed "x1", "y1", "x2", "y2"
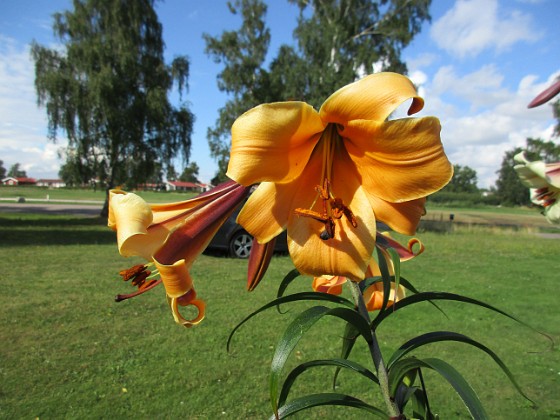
[
  {"x1": 236, "y1": 182, "x2": 289, "y2": 243},
  {"x1": 227, "y1": 102, "x2": 325, "y2": 185},
  {"x1": 288, "y1": 141, "x2": 377, "y2": 281},
  {"x1": 153, "y1": 258, "x2": 193, "y2": 298},
  {"x1": 312, "y1": 276, "x2": 347, "y2": 295},
  {"x1": 343, "y1": 117, "x2": 453, "y2": 203},
  {"x1": 368, "y1": 196, "x2": 426, "y2": 235},
  {"x1": 108, "y1": 191, "x2": 162, "y2": 259},
  {"x1": 363, "y1": 282, "x2": 405, "y2": 311},
  {"x1": 319, "y1": 73, "x2": 424, "y2": 125}
]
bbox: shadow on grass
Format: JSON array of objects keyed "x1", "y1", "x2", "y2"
[{"x1": 0, "y1": 216, "x2": 115, "y2": 246}]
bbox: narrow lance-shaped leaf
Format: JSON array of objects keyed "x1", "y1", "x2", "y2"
[
  {"x1": 227, "y1": 293, "x2": 355, "y2": 353},
  {"x1": 278, "y1": 358, "x2": 378, "y2": 407},
  {"x1": 387, "y1": 331, "x2": 535, "y2": 405},
  {"x1": 270, "y1": 306, "x2": 373, "y2": 415},
  {"x1": 389, "y1": 357, "x2": 489, "y2": 419},
  {"x1": 270, "y1": 393, "x2": 387, "y2": 419}
]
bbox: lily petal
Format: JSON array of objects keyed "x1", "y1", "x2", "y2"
[
  {"x1": 288, "y1": 142, "x2": 377, "y2": 281},
  {"x1": 528, "y1": 78, "x2": 560, "y2": 108},
  {"x1": 227, "y1": 102, "x2": 325, "y2": 185},
  {"x1": 154, "y1": 182, "x2": 250, "y2": 265},
  {"x1": 343, "y1": 117, "x2": 452, "y2": 203},
  {"x1": 368, "y1": 196, "x2": 426, "y2": 235},
  {"x1": 319, "y1": 72, "x2": 424, "y2": 125},
  {"x1": 312, "y1": 276, "x2": 347, "y2": 295},
  {"x1": 247, "y1": 237, "x2": 277, "y2": 291},
  {"x1": 237, "y1": 182, "x2": 290, "y2": 243},
  {"x1": 363, "y1": 282, "x2": 405, "y2": 311},
  {"x1": 108, "y1": 191, "x2": 161, "y2": 259}
]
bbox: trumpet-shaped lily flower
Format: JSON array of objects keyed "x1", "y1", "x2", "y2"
[
  {"x1": 227, "y1": 72, "x2": 451, "y2": 281},
  {"x1": 514, "y1": 152, "x2": 560, "y2": 224},
  {"x1": 108, "y1": 180, "x2": 251, "y2": 326}
]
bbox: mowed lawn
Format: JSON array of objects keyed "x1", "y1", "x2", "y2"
[{"x1": 0, "y1": 210, "x2": 559, "y2": 419}]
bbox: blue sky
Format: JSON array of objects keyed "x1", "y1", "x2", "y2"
[{"x1": 1, "y1": 0, "x2": 558, "y2": 188}]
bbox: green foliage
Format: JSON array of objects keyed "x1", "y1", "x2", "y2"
[
  {"x1": 229, "y1": 235, "x2": 547, "y2": 418},
  {"x1": 0, "y1": 160, "x2": 7, "y2": 178},
  {"x1": 442, "y1": 164, "x2": 478, "y2": 193},
  {"x1": 495, "y1": 137, "x2": 560, "y2": 206},
  {"x1": 179, "y1": 161, "x2": 200, "y2": 183},
  {"x1": 205, "y1": 0, "x2": 432, "y2": 181},
  {"x1": 7, "y1": 162, "x2": 27, "y2": 178},
  {"x1": 204, "y1": 0, "x2": 273, "y2": 182},
  {"x1": 31, "y1": 0, "x2": 194, "y2": 191}
]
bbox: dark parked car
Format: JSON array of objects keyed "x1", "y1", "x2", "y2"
[{"x1": 206, "y1": 204, "x2": 288, "y2": 258}]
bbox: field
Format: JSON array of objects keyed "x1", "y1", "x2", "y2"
[{"x1": 1, "y1": 189, "x2": 559, "y2": 419}]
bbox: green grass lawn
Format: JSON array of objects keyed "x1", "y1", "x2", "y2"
[
  {"x1": 1, "y1": 211, "x2": 559, "y2": 419},
  {"x1": 0, "y1": 185, "x2": 197, "y2": 203}
]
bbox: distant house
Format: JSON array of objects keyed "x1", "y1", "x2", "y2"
[
  {"x1": 165, "y1": 180, "x2": 204, "y2": 193},
  {"x1": 36, "y1": 179, "x2": 66, "y2": 188},
  {"x1": 1, "y1": 177, "x2": 37, "y2": 186}
]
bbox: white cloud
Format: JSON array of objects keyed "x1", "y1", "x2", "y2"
[
  {"x1": 431, "y1": 0, "x2": 541, "y2": 58},
  {"x1": 413, "y1": 67, "x2": 559, "y2": 188},
  {"x1": 0, "y1": 36, "x2": 65, "y2": 179}
]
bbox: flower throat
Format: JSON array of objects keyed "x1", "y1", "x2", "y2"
[{"x1": 294, "y1": 124, "x2": 358, "y2": 240}]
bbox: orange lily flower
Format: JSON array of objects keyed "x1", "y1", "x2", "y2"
[
  {"x1": 108, "y1": 181, "x2": 251, "y2": 327},
  {"x1": 227, "y1": 72, "x2": 452, "y2": 281}
]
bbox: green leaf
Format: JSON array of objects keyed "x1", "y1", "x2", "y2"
[
  {"x1": 270, "y1": 306, "x2": 372, "y2": 414},
  {"x1": 372, "y1": 291, "x2": 543, "y2": 336},
  {"x1": 387, "y1": 331, "x2": 534, "y2": 405},
  {"x1": 277, "y1": 268, "x2": 303, "y2": 299},
  {"x1": 271, "y1": 393, "x2": 386, "y2": 419},
  {"x1": 333, "y1": 322, "x2": 360, "y2": 388},
  {"x1": 227, "y1": 292, "x2": 354, "y2": 352},
  {"x1": 278, "y1": 358, "x2": 378, "y2": 407},
  {"x1": 390, "y1": 357, "x2": 489, "y2": 419}
]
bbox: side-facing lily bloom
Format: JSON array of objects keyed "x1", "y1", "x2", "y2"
[
  {"x1": 108, "y1": 181, "x2": 251, "y2": 326},
  {"x1": 514, "y1": 152, "x2": 560, "y2": 224},
  {"x1": 227, "y1": 72, "x2": 452, "y2": 281}
]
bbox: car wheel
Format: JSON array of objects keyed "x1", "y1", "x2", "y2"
[{"x1": 229, "y1": 230, "x2": 253, "y2": 258}]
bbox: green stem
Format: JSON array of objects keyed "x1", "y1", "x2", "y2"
[{"x1": 349, "y1": 281, "x2": 400, "y2": 419}]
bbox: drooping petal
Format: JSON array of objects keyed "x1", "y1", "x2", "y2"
[
  {"x1": 319, "y1": 73, "x2": 424, "y2": 125},
  {"x1": 376, "y1": 233, "x2": 425, "y2": 262},
  {"x1": 227, "y1": 102, "x2": 325, "y2": 186},
  {"x1": 154, "y1": 258, "x2": 193, "y2": 298},
  {"x1": 288, "y1": 140, "x2": 377, "y2": 281},
  {"x1": 247, "y1": 236, "x2": 277, "y2": 291},
  {"x1": 343, "y1": 117, "x2": 452, "y2": 203},
  {"x1": 368, "y1": 196, "x2": 426, "y2": 235},
  {"x1": 108, "y1": 191, "x2": 162, "y2": 259}
]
